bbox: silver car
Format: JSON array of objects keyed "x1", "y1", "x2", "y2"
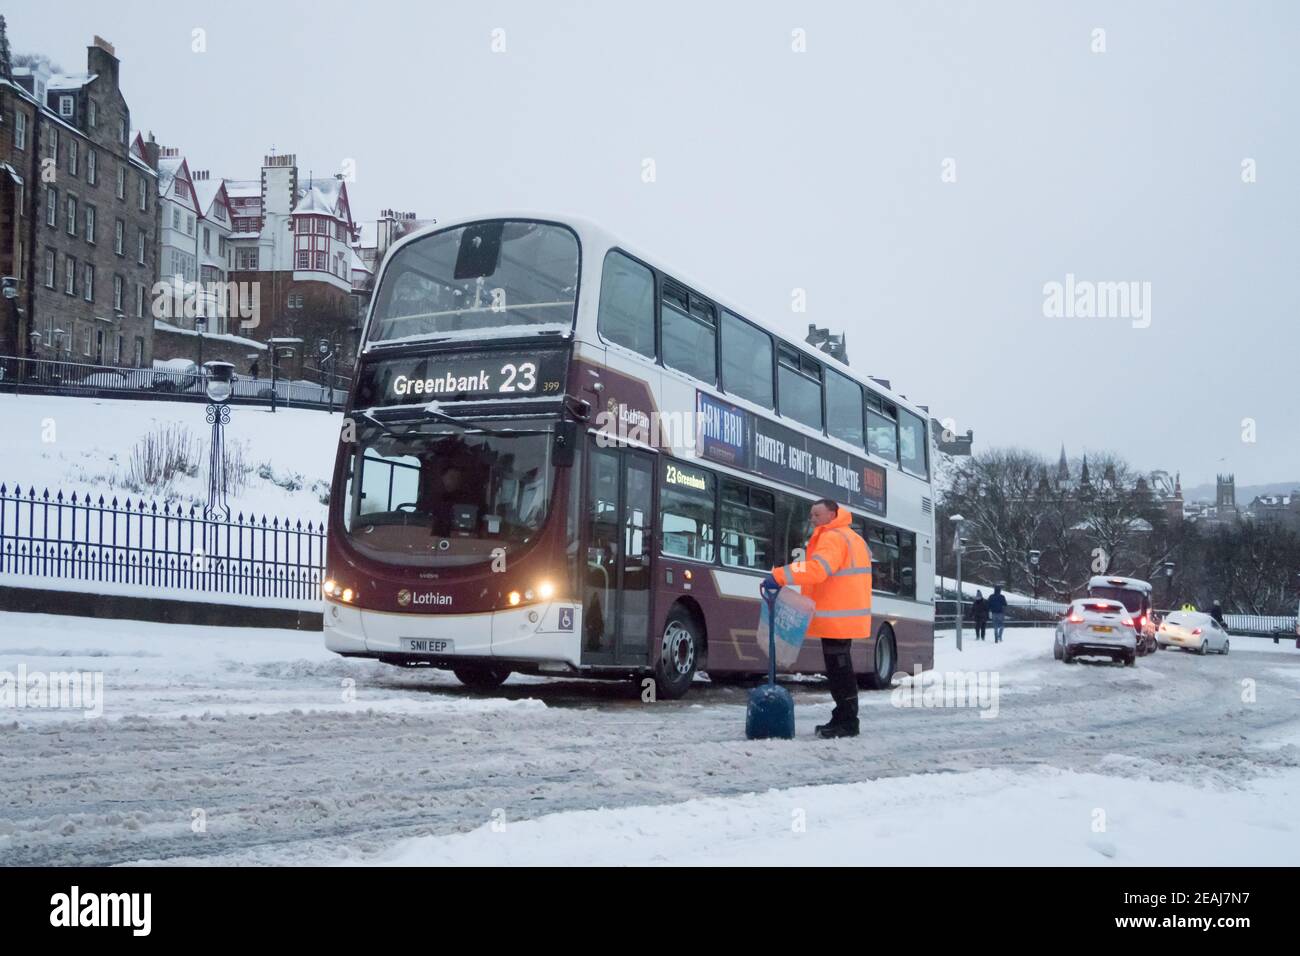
[
  {"x1": 1156, "y1": 611, "x2": 1230, "y2": 655},
  {"x1": 1054, "y1": 598, "x2": 1137, "y2": 666}
]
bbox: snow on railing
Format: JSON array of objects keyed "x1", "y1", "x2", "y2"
[{"x1": 0, "y1": 355, "x2": 346, "y2": 411}]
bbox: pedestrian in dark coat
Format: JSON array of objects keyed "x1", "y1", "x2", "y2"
[
  {"x1": 1210, "y1": 601, "x2": 1225, "y2": 626},
  {"x1": 988, "y1": 586, "x2": 1008, "y2": 643},
  {"x1": 971, "y1": 591, "x2": 989, "y2": 641}
]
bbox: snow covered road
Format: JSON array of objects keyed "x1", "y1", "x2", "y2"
[{"x1": 1, "y1": 612, "x2": 1298, "y2": 865}]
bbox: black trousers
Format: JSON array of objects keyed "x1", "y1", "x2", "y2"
[
  {"x1": 974, "y1": 621, "x2": 987, "y2": 640},
  {"x1": 822, "y1": 638, "x2": 859, "y2": 725}
]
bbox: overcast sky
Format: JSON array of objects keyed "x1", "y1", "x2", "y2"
[{"x1": 10, "y1": 1, "x2": 1298, "y2": 487}]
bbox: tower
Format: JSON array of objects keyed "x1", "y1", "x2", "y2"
[{"x1": 1216, "y1": 474, "x2": 1236, "y2": 512}]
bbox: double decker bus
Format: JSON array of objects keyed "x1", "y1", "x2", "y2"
[{"x1": 323, "y1": 215, "x2": 937, "y2": 698}]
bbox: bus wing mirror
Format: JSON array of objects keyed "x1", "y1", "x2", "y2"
[{"x1": 554, "y1": 420, "x2": 578, "y2": 467}]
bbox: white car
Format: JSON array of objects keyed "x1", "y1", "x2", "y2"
[
  {"x1": 79, "y1": 370, "x2": 131, "y2": 390},
  {"x1": 1156, "y1": 611, "x2": 1230, "y2": 655},
  {"x1": 1054, "y1": 598, "x2": 1138, "y2": 666}
]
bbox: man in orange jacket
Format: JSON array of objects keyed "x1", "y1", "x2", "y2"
[{"x1": 762, "y1": 498, "x2": 873, "y2": 739}]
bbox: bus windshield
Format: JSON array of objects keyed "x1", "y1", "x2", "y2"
[
  {"x1": 344, "y1": 421, "x2": 554, "y2": 568},
  {"x1": 366, "y1": 220, "x2": 580, "y2": 345}
]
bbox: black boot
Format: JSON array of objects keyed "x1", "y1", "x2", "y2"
[{"x1": 815, "y1": 720, "x2": 860, "y2": 739}]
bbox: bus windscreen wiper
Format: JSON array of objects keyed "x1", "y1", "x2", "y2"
[
  {"x1": 422, "y1": 401, "x2": 552, "y2": 437},
  {"x1": 356, "y1": 404, "x2": 555, "y2": 439}
]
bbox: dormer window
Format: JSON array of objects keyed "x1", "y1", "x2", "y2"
[{"x1": 59, "y1": 95, "x2": 75, "y2": 118}]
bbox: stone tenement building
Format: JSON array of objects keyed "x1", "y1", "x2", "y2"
[
  {"x1": 0, "y1": 35, "x2": 160, "y2": 367},
  {"x1": 225, "y1": 154, "x2": 359, "y2": 376}
]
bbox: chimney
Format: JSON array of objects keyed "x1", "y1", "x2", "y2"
[
  {"x1": 86, "y1": 35, "x2": 120, "y2": 88},
  {"x1": 142, "y1": 131, "x2": 160, "y2": 170}
]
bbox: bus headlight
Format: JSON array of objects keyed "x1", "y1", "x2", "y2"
[
  {"x1": 508, "y1": 591, "x2": 521, "y2": 606},
  {"x1": 324, "y1": 579, "x2": 354, "y2": 603},
  {"x1": 537, "y1": 580, "x2": 555, "y2": 600}
]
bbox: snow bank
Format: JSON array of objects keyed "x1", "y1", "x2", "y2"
[
  {"x1": 357, "y1": 765, "x2": 1300, "y2": 866},
  {"x1": 0, "y1": 392, "x2": 340, "y2": 522}
]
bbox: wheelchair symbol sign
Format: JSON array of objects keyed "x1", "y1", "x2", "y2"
[{"x1": 558, "y1": 607, "x2": 574, "y2": 631}]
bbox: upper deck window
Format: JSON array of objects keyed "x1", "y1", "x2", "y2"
[
  {"x1": 661, "y1": 282, "x2": 717, "y2": 384},
  {"x1": 597, "y1": 250, "x2": 655, "y2": 357},
  {"x1": 720, "y1": 311, "x2": 773, "y2": 409},
  {"x1": 368, "y1": 220, "x2": 579, "y2": 345},
  {"x1": 866, "y1": 391, "x2": 898, "y2": 463},
  {"x1": 826, "y1": 367, "x2": 865, "y2": 448},
  {"x1": 777, "y1": 344, "x2": 822, "y2": 432},
  {"x1": 898, "y1": 407, "x2": 929, "y2": 478}
]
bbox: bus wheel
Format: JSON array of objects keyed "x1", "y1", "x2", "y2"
[
  {"x1": 653, "y1": 606, "x2": 700, "y2": 700},
  {"x1": 453, "y1": 665, "x2": 512, "y2": 690},
  {"x1": 857, "y1": 624, "x2": 897, "y2": 690}
]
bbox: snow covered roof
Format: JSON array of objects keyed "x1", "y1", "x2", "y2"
[
  {"x1": 1088, "y1": 575, "x2": 1153, "y2": 593},
  {"x1": 292, "y1": 186, "x2": 335, "y2": 215},
  {"x1": 298, "y1": 176, "x2": 342, "y2": 206},
  {"x1": 48, "y1": 73, "x2": 96, "y2": 91},
  {"x1": 349, "y1": 246, "x2": 371, "y2": 273},
  {"x1": 225, "y1": 179, "x2": 261, "y2": 199},
  {"x1": 1253, "y1": 493, "x2": 1296, "y2": 506},
  {"x1": 156, "y1": 155, "x2": 183, "y2": 193},
  {"x1": 296, "y1": 176, "x2": 352, "y2": 225},
  {"x1": 193, "y1": 177, "x2": 228, "y2": 219}
]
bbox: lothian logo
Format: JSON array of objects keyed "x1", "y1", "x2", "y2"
[{"x1": 397, "y1": 589, "x2": 452, "y2": 607}]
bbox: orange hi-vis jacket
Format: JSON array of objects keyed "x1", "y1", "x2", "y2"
[{"x1": 771, "y1": 509, "x2": 873, "y2": 640}]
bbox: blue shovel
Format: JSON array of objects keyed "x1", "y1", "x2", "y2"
[{"x1": 746, "y1": 581, "x2": 796, "y2": 740}]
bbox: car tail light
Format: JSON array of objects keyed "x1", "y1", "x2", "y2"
[
  {"x1": 1121, "y1": 617, "x2": 1134, "y2": 627},
  {"x1": 1191, "y1": 627, "x2": 1202, "y2": 636},
  {"x1": 1067, "y1": 612, "x2": 1084, "y2": 623}
]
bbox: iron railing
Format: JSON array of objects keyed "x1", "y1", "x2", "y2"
[{"x1": 0, "y1": 483, "x2": 325, "y2": 605}]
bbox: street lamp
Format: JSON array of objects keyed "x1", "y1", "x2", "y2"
[
  {"x1": 318, "y1": 338, "x2": 332, "y2": 412},
  {"x1": 195, "y1": 315, "x2": 207, "y2": 370},
  {"x1": 1162, "y1": 561, "x2": 1176, "y2": 610},
  {"x1": 52, "y1": 328, "x2": 69, "y2": 374},
  {"x1": 1028, "y1": 549, "x2": 1041, "y2": 601},
  {"x1": 204, "y1": 361, "x2": 235, "y2": 523},
  {"x1": 269, "y1": 345, "x2": 295, "y2": 413},
  {"x1": 950, "y1": 514, "x2": 966, "y2": 651}
]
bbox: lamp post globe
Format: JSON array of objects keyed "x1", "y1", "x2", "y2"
[{"x1": 205, "y1": 361, "x2": 234, "y2": 403}]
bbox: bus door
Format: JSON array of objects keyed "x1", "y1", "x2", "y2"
[{"x1": 581, "y1": 440, "x2": 654, "y2": 667}]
